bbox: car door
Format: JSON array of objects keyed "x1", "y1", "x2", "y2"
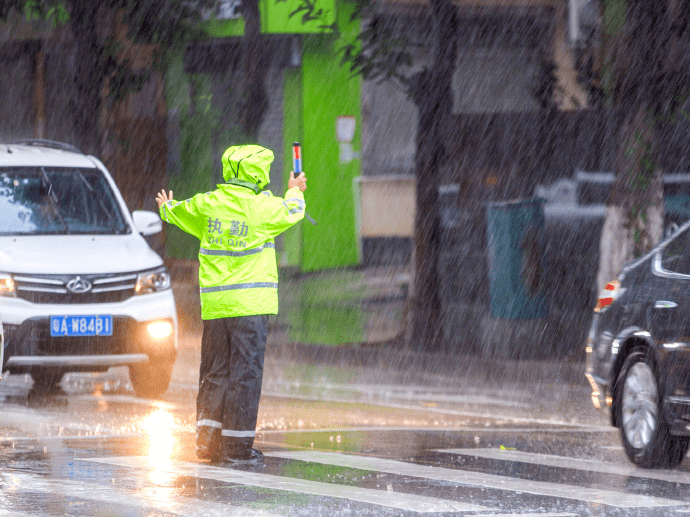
[
  {"x1": 651, "y1": 227, "x2": 690, "y2": 398},
  {"x1": 0, "y1": 312, "x2": 3, "y2": 381}
]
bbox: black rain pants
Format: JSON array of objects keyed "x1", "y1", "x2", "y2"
[{"x1": 195, "y1": 314, "x2": 268, "y2": 460}]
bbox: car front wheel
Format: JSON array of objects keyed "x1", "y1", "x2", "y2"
[
  {"x1": 128, "y1": 359, "x2": 173, "y2": 399},
  {"x1": 615, "y1": 347, "x2": 689, "y2": 468},
  {"x1": 30, "y1": 368, "x2": 65, "y2": 392}
]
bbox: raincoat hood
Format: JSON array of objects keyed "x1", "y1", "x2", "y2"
[{"x1": 222, "y1": 145, "x2": 274, "y2": 194}]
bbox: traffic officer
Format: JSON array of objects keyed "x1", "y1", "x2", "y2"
[{"x1": 156, "y1": 144, "x2": 306, "y2": 466}]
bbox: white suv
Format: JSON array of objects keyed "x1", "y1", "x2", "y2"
[{"x1": 0, "y1": 140, "x2": 177, "y2": 397}]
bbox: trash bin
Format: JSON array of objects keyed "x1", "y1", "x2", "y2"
[{"x1": 486, "y1": 198, "x2": 547, "y2": 319}]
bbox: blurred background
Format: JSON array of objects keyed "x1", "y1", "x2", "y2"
[{"x1": 3, "y1": 0, "x2": 690, "y2": 363}]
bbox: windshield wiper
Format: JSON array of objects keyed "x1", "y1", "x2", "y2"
[
  {"x1": 76, "y1": 171, "x2": 126, "y2": 233},
  {"x1": 40, "y1": 167, "x2": 70, "y2": 234}
]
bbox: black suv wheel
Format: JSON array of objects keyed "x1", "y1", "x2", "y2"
[{"x1": 615, "y1": 347, "x2": 689, "y2": 468}]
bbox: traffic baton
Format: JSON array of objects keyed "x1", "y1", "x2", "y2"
[
  {"x1": 292, "y1": 142, "x2": 316, "y2": 225},
  {"x1": 292, "y1": 142, "x2": 302, "y2": 174}
]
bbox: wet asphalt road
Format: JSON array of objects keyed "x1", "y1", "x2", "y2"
[{"x1": 2, "y1": 343, "x2": 690, "y2": 516}]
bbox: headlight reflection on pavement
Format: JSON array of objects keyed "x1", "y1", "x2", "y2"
[{"x1": 142, "y1": 410, "x2": 175, "y2": 467}]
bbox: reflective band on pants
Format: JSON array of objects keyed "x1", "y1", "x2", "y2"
[
  {"x1": 221, "y1": 430, "x2": 256, "y2": 438},
  {"x1": 197, "y1": 419, "x2": 222, "y2": 429}
]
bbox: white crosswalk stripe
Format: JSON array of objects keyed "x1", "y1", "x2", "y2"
[
  {"x1": 83, "y1": 455, "x2": 493, "y2": 513},
  {"x1": 2, "y1": 470, "x2": 280, "y2": 517},
  {"x1": 464, "y1": 514, "x2": 578, "y2": 517},
  {"x1": 0, "y1": 510, "x2": 36, "y2": 517},
  {"x1": 5, "y1": 445, "x2": 690, "y2": 515},
  {"x1": 267, "y1": 450, "x2": 687, "y2": 508},
  {"x1": 438, "y1": 448, "x2": 690, "y2": 485}
]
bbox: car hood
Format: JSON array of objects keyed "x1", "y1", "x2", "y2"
[{"x1": 0, "y1": 235, "x2": 163, "y2": 275}]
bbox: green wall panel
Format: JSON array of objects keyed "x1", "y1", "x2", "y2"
[
  {"x1": 203, "y1": 0, "x2": 335, "y2": 37},
  {"x1": 281, "y1": 68, "x2": 304, "y2": 268},
  {"x1": 261, "y1": 0, "x2": 335, "y2": 34},
  {"x1": 299, "y1": 8, "x2": 361, "y2": 271},
  {"x1": 171, "y1": 0, "x2": 362, "y2": 272}
]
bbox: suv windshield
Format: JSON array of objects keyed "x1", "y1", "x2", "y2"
[{"x1": 0, "y1": 167, "x2": 129, "y2": 235}]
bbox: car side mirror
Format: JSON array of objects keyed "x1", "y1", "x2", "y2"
[{"x1": 132, "y1": 210, "x2": 163, "y2": 236}]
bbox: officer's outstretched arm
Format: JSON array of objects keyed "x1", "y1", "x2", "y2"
[{"x1": 159, "y1": 192, "x2": 205, "y2": 239}]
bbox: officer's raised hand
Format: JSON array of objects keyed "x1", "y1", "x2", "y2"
[
  {"x1": 156, "y1": 189, "x2": 173, "y2": 209},
  {"x1": 288, "y1": 172, "x2": 307, "y2": 192}
]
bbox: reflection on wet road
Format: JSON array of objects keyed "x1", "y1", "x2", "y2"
[{"x1": 1, "y1": 367, "x2": 690, "y2": 516}]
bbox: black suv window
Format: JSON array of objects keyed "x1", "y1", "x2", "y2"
[
  {"x1": 661, "y1": 227, "x2": 690, "y2": 275},
  {"x1": 0, "y1": 167, "x2": 130, "y2": 235}
]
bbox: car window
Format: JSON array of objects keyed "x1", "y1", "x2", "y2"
[
  {"x1": 0, "y1": 167, "x2": 130, "y2": 235},
  {"x1": 661, "y1": 227, "x2": 690, "y2": 275}
]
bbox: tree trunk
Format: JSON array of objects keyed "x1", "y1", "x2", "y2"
[
  {"x1": 240, "y1": 0, "x2": 268, "y2": 141},
  {"x1": 597, "y1": 106, "x2": 663, "y2": 290},
  {"x1": 596, "y1": 0, "x2": 670, "y2": 290},
  {"x1": 404, "y1": 0, "x2": 457, "y2": 352},
  {"x1": 407, "y1": 77, "x2": 443, "y2": 351},
  {"x1": 69, "y1": 1, "x2": 102, "y2": 156}
]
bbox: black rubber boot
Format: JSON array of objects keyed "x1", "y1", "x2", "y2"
[
  {"x1": 217, "y1": 448, "x2": 264, "y2": 467},
  {"x1": 196, "y1": 426, "x2": 221, "y2": 461},
  {"x1": 215, "y1": 437, "x2": 264, "y2": 467}
]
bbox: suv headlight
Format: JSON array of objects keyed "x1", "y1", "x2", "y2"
[
  {"x1": 0, "y1": 273, "x2": 15, "y2": 297},
  {"x1": 135, "y1": 267, "x2": 171, "y2": 295}
]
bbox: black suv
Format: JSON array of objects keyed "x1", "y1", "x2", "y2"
[{"x1": 587, "y1": 221, "x2": 690, "y2": 467}]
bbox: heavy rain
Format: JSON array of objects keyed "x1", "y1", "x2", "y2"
[{"x1": 1, "y1": 0, "x2": 690, "y2": 515}]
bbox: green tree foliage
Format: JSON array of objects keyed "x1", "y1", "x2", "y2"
[
  {"x1": 572, "y1": 0, "x2": 690, "y2": 287},
  {"x1": 0, "y1": 0, "x2": 215, "y2": 155},
  {"x1": 601, "y1": 1, "x2": 690, "y2": 258}
]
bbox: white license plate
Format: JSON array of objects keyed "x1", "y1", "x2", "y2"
[{"x1": 50, "y1": 315, "x2": 113, "y2": 337}]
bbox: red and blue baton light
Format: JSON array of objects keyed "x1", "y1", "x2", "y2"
[
  {"x1": 291, "y1": 141, "x2": 316, "y2": 225},
  {"x1": 292, "y1": 142, "x2": 302, "y2": 174}
]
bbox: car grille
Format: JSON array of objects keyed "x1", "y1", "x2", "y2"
[{"x1": 13, "y1": 273, "x2": 137, "y2": 304}]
